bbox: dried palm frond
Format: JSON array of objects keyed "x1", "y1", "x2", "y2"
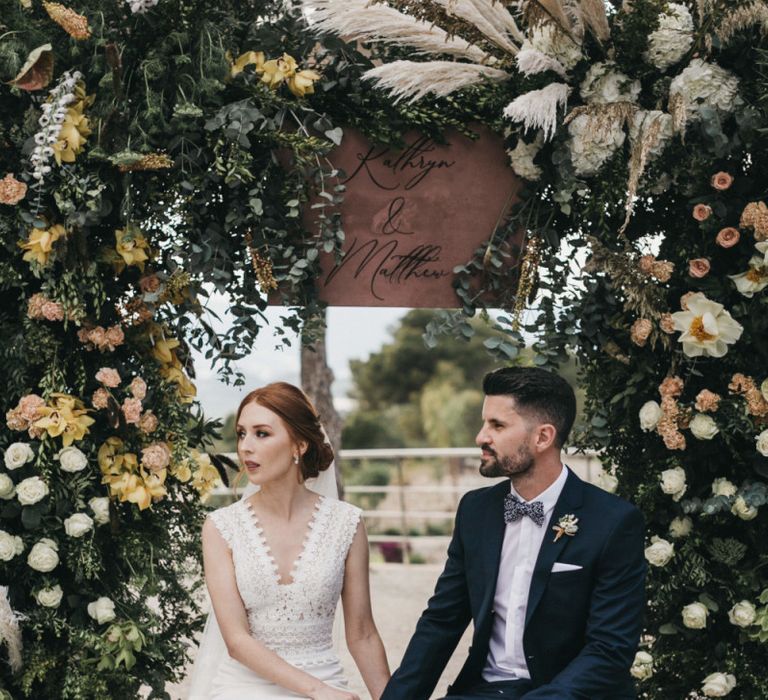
[
  {"x1": 620, "y1": 114, "x2": 665, "y2": 234},
  {"x1": 363, "y1": 60, "x2": 510, "y2": 102},
  {"x1": 0, "y1": 587, "x2": 24, "y2": 672},
  {"x1": 715, "y1": 1, "x2": 768, "y2": 45},
  {"x1": 576, "y1": 0, "x2": 610, "y2": 42},
  {"x1": 564, "y1": 101, "x2": 637, "y2": 135},
  {"x1": 304, "y1": 0, "x2": 493, "y2": 64},
  {"x1": 432, "y1": 0, "x2": 520, "y2": 54},
  {"x1": 521, "y1": 0, "x2": 578, "y2": 40},
  {"x1": 668, "y1": 91, "x2": 687, "y2": 137},
  {"x1": 466, "y1": 0, "x2": 526, "y2": 43},
  {"x1": 504, "y1": 82, "x2": 571, "y2": 140},
  {"x1": 516, "y1": 47, "x2": 566, "y2": 77}
]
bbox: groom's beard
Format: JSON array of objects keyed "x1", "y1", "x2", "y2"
[{"x1": 479, "y1": 443, "x2": 534, "y2": 478}]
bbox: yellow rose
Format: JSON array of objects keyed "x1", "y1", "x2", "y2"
[
  {"x1": 19, "y1": 224, "x2": 66, "y2": 266},
  {"x1": 287, "y1": 69, "x2": 321, "y2": 98},
  {"x1": 261, "y1": 53, "x2": 298, "y2": 89}
]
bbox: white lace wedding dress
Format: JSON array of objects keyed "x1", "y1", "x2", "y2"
[{"x1": 203, "y1": 495, "x2": 362, "y2": 699}]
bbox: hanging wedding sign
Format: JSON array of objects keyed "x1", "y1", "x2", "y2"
[{"x1": 310, "y1": 126, "x2": 522, "y2": 307}]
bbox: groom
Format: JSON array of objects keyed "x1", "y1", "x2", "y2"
[{"x1": 382, "y1": 367, "x2": 646, "y2": 700}]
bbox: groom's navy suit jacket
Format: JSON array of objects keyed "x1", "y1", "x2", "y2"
[{"x1": 382, "y1": 468, "x2": 646, "y2": 700}]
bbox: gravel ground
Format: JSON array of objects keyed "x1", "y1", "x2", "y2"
[{"x1": 168, "y1": 563, "x2": 471, "y2": 700}]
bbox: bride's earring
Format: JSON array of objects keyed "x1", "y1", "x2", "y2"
[{"x1": 293, "y1": 455, "x2": 299, "y2": 464}]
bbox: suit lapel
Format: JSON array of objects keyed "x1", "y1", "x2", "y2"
[
  {"x1": 480, "y1": 480, "x2": 509, "y2": 610},
  {"x1": 525, "y1": 468, "x2": 585, "y2": 628}
]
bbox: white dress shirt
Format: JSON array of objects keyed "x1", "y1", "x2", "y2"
[{"x1": 482, "y1": 464, "x2": 568, "y2": 682}]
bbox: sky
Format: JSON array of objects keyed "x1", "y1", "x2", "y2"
[{"x1": 191, "y1": 301, "x2": 407, "y2": 421}]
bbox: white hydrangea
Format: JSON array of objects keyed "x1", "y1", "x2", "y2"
[
  {"x1": 646, "y1": 3, "x2": 694, "y2": 70},
  {"x1": 526, "y1": 24, "x2": 582, "y2": 71},
  {"x1": 669, "y1": 59, "x2": 740, "y2": 121},
  {"x1": 580, "y1": 62, "x2": 641, "y2": 104},
  {"x1": 568, "y1": 113, "x2": 626, "y2": 176},
  {"x1": 125, "y1": 0, "x2": 159, "y2": 13},
  {"x1": 507, "y1": 133, "x2": 543, "y2": 181},
  {"x1": 629, "y1": 110, "x2": 674, "y2": 160}
]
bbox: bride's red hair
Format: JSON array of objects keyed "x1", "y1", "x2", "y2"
[{"x1": 235, "y1": 382, "x2": 334, "y2": 481}]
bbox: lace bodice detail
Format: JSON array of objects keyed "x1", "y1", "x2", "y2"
[{"x1": 208, "y1": 497, "x2": 361, "y2": 667}]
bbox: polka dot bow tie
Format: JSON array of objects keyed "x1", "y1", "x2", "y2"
[{"x1": 504, "y1": 493, "x2": 545, "y2": 527}]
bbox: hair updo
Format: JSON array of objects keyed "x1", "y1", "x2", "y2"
[{"x1": 235, "y1": 382, "x2": 334, "y2": 480}]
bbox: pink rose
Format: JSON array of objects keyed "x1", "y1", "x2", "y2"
[
  {"x1": 141, "y1": 442, "x2": 171, "y2": 472},
  {"x1": 139, "y1": 411, "x2": 158, "y2": 434},
  {"x1": 27, "y1": 294, "x2": 46, "y2": 319},
  {"x1": 651, "y1": 261, "x2": 674, "y2": 283},
  {"x1": 630, "y1": 319, "x2": 653, "y2": 347},
  {"x1": 695, "y1": 390, "x2": 721, "y2": 413},
  {"x1": 139, "y1": 274, "x2": 161, "y2": 294},
  {"x1": 715, "y1": 227, "x2": 740, "y2": 248},
  {"x1": 129, "y1": 377, "x2": 147, "y2": 400},
  {"x1": 95, "y1": 368, "x2": 121, "y2": 388},
  {"x1": 688, "y1": 258, "x2": 711, "y2": 278},
  {"x1": 659, "y1": 376, "x2": 684, "y2": 398},
  {"x1": 693, "y1": 204, "x2": 712, "y2": 222},
  {"x1": 122, "y1": 397, "x2": 143, "y2": 425},
  {"x1": 638, "y1": 255, "x2": 655, "y2": 275},
  {"x1": 41, "y1": 301, "x2": 64, "y2": 322},
  {"x1": 18, "y1": 394, "x2": 45, "y2": 422},
  {"x1": 711, "y1": 172, "x2": 734, "y2": 191},
  {"x1": 104, "y1": 325, "x2": 125, "y2": 351},
  {"x1": 92, "y1": 388, "x2": 110, "y2": 410},
  {"x1": 88, "y1": 327, "x2": 107, "y2": 349}
]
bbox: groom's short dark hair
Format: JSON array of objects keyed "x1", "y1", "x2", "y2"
[{"x1": 482, "y1": 366, "x2": 576, "y2": 448}]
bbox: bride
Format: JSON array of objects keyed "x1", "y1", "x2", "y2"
[{"x1": 189, "y1": 382, "x2": 390, "y2": 699}]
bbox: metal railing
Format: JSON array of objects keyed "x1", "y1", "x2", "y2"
[{"x1": 213, "y1": 448, "x2": 602, "y2": 564}]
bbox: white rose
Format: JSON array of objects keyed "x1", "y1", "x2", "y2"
[
  {"x1": 701, "y1": 672, "x2": 737, "y2": 697},
  {"x1": 712, "y1": 477, "x2": 737, "y2": 498},
  {"x1": 34, "y1": 585, "x2": 63, "y2": 608},
  {"x1": 756, "y1": 429, "x2": 768, "y2": 457},
  {"x1": 595, "y1": 470, "x2": 618, "y2": 493},
  {"x1": 57, "y1": 446, "x2": 88, "y2": 473},
  {"x1": 669, "y1": 516, "x2": 693, "y2": 539},
  {"x1": 88, "y1": 497, "x2": 110, "y2": 525},
  {"x1": 3, "y1": 442, "x2": 35, "y2": 470},
  {"x1": 16, "y1": 476, "x2": 49, "y2": 506},
  {"x1": 630, "y1": 650, "x2": 654, "y2": 680},
  {"x1": 644, "y1": 536, "x2": 674, "y2": 567},
  {"x1": 0, "y1": 474, "x2": 16, "y2": 500},
  {"x1": 639, "y1": 401, "x2": 662, "y2": 432},
  {"x1": 728, "y1": 600, "x2": 756, "y2": 627},
  {"x1": 87, "y1": 596, "x2": 116, "y2": 624},
  {"x1": 0, "y1": 530, "x2": 21, "y2": 561},
  {"x1": 682, "y1": 601, "x2": 709, "y2": 629},
  {"x1": 660, "y1": 467, "x2": 687, "y2": 501},
  {"x1": 731, "y1": 496, "x2": 758, "y2": 521},
  {"x1": 27, "y1": 539, "x2": 59, "y2": 572},
  {"x1": 690, "y1": 414, "x2": 719, "y2": 440},
  {"x1": 63, "y1": 513, "x2": 94, "y2": 538}
]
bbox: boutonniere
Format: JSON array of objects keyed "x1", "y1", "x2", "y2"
[{"x1": 552, "y1": 514, "x2": 579, "y2": 542}]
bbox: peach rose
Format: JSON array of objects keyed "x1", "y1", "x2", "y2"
[
  {"x1": 104, "y1": 325, "x2": 125, "y2": 351},
  {"x1": 87, "y1": 327, "x2": 107, "y2": 349},
  {"x1": 92, "y1": 388, "x2": 110, "y2": 410},
  {"x1": 95, "y1": 367, "x2": 121, "y2": 388},
  {"x1": 27, "y1": 294, "x2": 46, "y2": 319},
  {"x1": 0, "y1": 174, "x2": 27, "y2": 205},
  {"x1": 141, "y1": 442, "x2": 171, "y2": 472},
  {"x1": 139, "y1": 274, "x2": 161, "y2": 294},
  {"x1": 711, "y1": 172, "x2": 734, "y2": 191},
  {"x1": 715, "y1": 227, "x2": 740, "y2": 248},
  {"x1": 660, "y1": 313, "x2": 676, "y2": 334},
  {"x1": 41, "y1": 301, "x2": 64, "y2": 322},
  {"x1": 129, "y1": 377, "x2": 147, "y2": 400},
  {"x1": 693, "y1": 204, "x2": 712, "y2": 222},
  {"x1": 639, "y1": 255, "x2": 655, "y2": 275},
  {"x1": 121, "y1": 397, "x2": 142, "y2": 425},
  {"x1": 688, "y1": 258, "x2": 711, "y2": 278},
  {"x1": 680, "y1": 292, "x2": 697, "y2": 310},
  {"x1": 139, "y1": 411, "x2": 158, "y2": 434},
  {"x1": 695, "y1": 390, "x2": 721, "y2": 413},
  {"x1": 631, "y1": 319, "x2": 653, "y2": 347},
  {"x1": 659, "y1": 376, "x2": 684, "y2": 398}
]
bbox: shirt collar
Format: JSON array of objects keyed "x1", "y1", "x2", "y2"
[{"x1": 509, "y1": 464, "x2": 568, "y2": 515}]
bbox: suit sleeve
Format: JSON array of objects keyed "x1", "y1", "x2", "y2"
[
  {"x1": 522, "y1": 506, "x2": 647, "y2": 700},
  {"x1": 381, "y1": 496, "x2": 473, "y2": 700}
]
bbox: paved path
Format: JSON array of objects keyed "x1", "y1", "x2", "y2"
[{"x1": 168, "y1": 563, "x2": 471, "y2": 699}]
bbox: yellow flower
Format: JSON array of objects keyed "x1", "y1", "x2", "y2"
[
  {"x1": 122, "y1": 470, "x2": 167, "y2": 510},
  {"x1": 19, "y1": 224, "x2": 66, "y2": 266},
  {"x1": 287, "y1": 69, "x2": 321, "y2": 98},
  {"x1": 34, "y1": 393, "x2": 94, "y2": 447},
  {"x1": 171, "y1": 460, "x2": 193, "y2": 483},
  {"x1": 52, "y1": 87, "x2": 93, "y2": 164},
  {"x1": 190, "y1": 450, "x2": 221, "y2": 501},
  {"x1": 98, "y1": 437, "x2": 126, "y2": 473},
  {"x1": 230, "y1": 51, "x2": 265, "y2": 79},
  {"x1": 261, "y1": 53, "x2": 298, "y2": 89},
  {"x1": 160, "y1": 365, "x2": 197, "y2": 403},
  {"x1": 114, "y1": 227, "x2": 150, "y2": 272},
  {"x1": 151, "y1": 336, "x2": 181, "y2": 365}
]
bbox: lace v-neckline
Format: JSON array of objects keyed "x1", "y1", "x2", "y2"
[{"x1": 243, "y1": 496, "x2": 326, "y2": 587}]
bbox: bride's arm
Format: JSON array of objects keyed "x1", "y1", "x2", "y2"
[
  {"x1": 341, "y1": 520, "x2": 391, "y2": 700},
  {"x1": 202, "y1": 517, "x2": 358, "y2": 700}
]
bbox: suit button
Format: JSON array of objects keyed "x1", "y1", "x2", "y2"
[{"x1": 527, "y1": 655, "x2": 534, "y2": 660}]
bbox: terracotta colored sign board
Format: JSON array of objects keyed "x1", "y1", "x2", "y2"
[{"x1": 310, "y1": 126, "x2": 522, "y2": 307}]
